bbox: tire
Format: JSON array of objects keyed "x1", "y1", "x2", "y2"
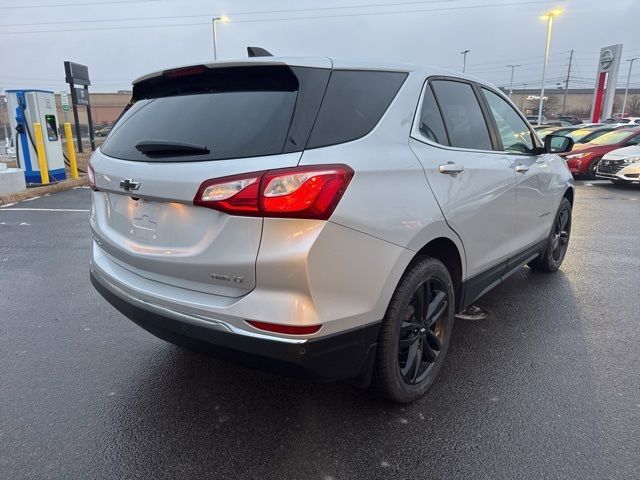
[
  {"x1": 586, "y1": 159, "x2": 600, "y2": 180},
  {"x1": 374, "y1": 257, "x2": 455, "y2": 403},
  {"x1": 528, "y1": 197, "x2": 572, "y2": 272}
]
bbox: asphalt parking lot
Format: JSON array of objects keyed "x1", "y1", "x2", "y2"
[{"x1": 1, "y1": 181, "x2": 639, "y2": 480}]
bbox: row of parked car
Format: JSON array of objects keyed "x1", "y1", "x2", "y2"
[{"x1": 532, "y1": 120, "x2": 640, "y2": 183}]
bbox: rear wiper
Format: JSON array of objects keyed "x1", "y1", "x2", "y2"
[{"x1": 134, "y1": 140, "x2": 210, "y2": 156}]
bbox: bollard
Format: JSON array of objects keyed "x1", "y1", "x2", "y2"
[
  {"x1": 32, "y1": 122, "x2": 50, "y2": 185},
  {"x1": 63, "y1": 122, "x2": 79, "y2": 179}
]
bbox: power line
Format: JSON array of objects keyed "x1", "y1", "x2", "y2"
[
  {"x1": 0, "y1": 0, "x2": 564, "y2": 35},
  {"x1": 229, "y1": 0, "x2": 563, "y2": 24},
  {"x1": 3, "y1": 0, "x2": 159, "y2": 9},
  {"x1": 0, "y1": 0, "x2": 454, "y2": 28}
]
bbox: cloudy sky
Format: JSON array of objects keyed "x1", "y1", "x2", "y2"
[{"x1": 1, "y1": 0, "x2": 639, "y2": 93}]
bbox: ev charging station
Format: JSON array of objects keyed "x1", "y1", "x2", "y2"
[{"x1": 7, "y1": 89, "x2": 66, "y2": 184}]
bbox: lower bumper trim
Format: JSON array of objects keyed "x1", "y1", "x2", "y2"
[{"x1": 91, "y1": 271, "x2": 380, "y2": 383}]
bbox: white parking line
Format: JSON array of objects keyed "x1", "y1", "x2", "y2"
[{"x1": 0, "y1": 208, "x2": 90, "y2": 212}]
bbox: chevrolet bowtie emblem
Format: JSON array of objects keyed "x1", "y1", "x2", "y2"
[{"x1": 119, "y1": 179, "x2": 140, "y2": 191}]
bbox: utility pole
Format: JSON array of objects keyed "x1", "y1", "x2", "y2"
[
  {"x1": 561, "y1": 49, "x2": 574, "y2": 115},
  {"x1": 507, "y1": 64, "x2": 521, "y2": 98},
  {"x1": 461, "y1": 50, "x2": 470, "y2": 73},
  {"x1": 621, "y1": 57, "x2": 638, "y2": 118},
  {"x1": 521, "y1": 82, "x2": 527, "y2": 110}
]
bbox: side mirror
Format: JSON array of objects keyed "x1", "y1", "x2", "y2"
[{"x1": 545, "y1": 134, "x2": 574, "y2": 154}]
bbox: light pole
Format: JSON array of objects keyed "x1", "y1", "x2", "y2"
[
  {"x1": 461, "y1": 50, "x2": 470, "y2": 73},
  {"x1": 621, "y1": 57, "x2": 638, "y2": 118},
  {"x1": 211, "y1": 16, "x2": 229, "y2": 60},
  {"x1": 1, "y1": 88, "x2": 9, "y2": 147},
  {"x1": 507, "y1": 64, "x2": 521, "y2": 98},
  {"x1": 537, "y1": 9, "x2": 562, "y2": 126}
]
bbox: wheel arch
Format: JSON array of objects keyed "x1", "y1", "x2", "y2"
[
  {"x1": 563, "y1": 186, "x2": 574, "y2": 206},
  {"x1": 412, "y1": 236, "x2": 465, "y2": 312}
]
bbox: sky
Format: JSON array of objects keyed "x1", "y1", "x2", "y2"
[{"x1": 0, "y1": 0, "x2": 639, "y2": 93}]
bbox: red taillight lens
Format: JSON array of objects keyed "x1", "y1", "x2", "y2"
[
  {"x1": 194, "y1": 172, "x2": 264, "y2": 216},
  {"x1": 87, "y1": 163, "x2": 97, "y2": 191},
  {"x1": 260, "y1": 166, "x2": 354, "y2": 220},
  {"x1": 245, "y1": 320, "x2": 322, "y2": 336},
  {"x1": 194, "y1": 164, "x2": 354, "y2": 220}
]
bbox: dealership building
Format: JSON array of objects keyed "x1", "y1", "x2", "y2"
[{"x1": 507, "y1": 88, "x2": 640, "y2": 119}]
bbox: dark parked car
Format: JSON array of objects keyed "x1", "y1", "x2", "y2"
[
  {"x1": 539, "y1": 126, "x2": 579, "y2": 139},
  {"x1": 526, "y1": 115, "x2": 547, "y2": 124},
  {"x1": 95, "y1": 126, "x2": 112, "y2": 137},
  {"x1": 564, "y1": 126, "x2": 618, "y2": 145},
  {"x1": 559, "y1": 115, "x2": 582, "y2": 125}
]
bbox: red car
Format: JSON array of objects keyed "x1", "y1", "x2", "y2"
[{"x1": 561, "y1": 127, "x2": 640, "y2": 178}]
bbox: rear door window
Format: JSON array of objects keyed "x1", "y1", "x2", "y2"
[
  {"x1": 306, "y1": 70, "x2": 407, "y2": 149},
  {"x1": 430, "y1": 80, "x2": 493, "y2": 151}
]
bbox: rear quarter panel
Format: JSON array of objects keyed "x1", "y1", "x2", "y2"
[{"x1": 298, "y1": 71, "x2": 466, "y2": 322}]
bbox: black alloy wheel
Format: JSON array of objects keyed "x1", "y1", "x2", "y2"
[
  {"x1": 374, "y1": 257, "x2": 455, "y2": 403},
  {"x1": 529, "y1": 197, "x2": 572, "y2": 272},
  {"x1": 551, "y1": 203, "x2": 571, "y2": 264},
  {"x1": 398, "y1": 278, "x2": 448, "y2": 385}
]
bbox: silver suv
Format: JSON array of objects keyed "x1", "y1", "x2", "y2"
[{"x1": 89, "y1": 57, "x2": 575, "y2": 403}]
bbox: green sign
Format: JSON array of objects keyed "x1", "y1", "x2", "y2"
[{"x1": 61, "y1": 92, "x2": 70, "y2": 112}]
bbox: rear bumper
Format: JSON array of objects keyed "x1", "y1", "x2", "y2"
[{"x1": 91, "y1": 270, "x2": 380, "y2": 383}]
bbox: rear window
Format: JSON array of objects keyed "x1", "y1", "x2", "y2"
[
  {"x1": 101, "y1": 65, "x2": 329, "y2": 162},
  {"x1": 306, "y1": 70, "x2": 407, "y2": 149},
  {"x1": 102, "y1": 92, "x2": 296, "y2": 162},
  {"x1": 102, "y1": 66, "x2": 406, "y2": 161}
]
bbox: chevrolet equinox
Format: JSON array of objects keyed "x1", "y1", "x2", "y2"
[{"x1": 89, "y1": 56, "x2": 575, "y2": 403}]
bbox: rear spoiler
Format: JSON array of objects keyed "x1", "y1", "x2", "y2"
[{"x1": 247, "y1": 46, "x2": 273, "y2": 57}]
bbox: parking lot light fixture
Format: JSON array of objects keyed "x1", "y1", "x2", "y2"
[
  {"x1": 212, "y1": 16, "x2": 230, "y2": 60},
  {"x1": 537, "y1": 8, "x2": 562, "y2": 125},
  {"x1": 507, "y1": 64, "x2": 521, "y2": 98},
  {"x1": 461, "y1": 50, "x2": 470, "y2": 73},
  {"x1": 621, "y1": 58, "x2": 638, "y2": 118}
]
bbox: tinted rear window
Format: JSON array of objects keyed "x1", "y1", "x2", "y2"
[
  {"x1": 102, "y1": 92, "x2": 296, "y2": 162},
  {"x1": 101, "y1": 65, "x2": 328, "y2": 162},
  {"x1": 306, "y1": 70, "x2": 407, "y2": 149}
]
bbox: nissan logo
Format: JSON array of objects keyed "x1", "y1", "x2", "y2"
[{"x1": 600, "y1": 49, "x2": 614, "y2": 70}]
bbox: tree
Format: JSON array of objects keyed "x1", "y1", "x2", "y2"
[{"x1": 627, "y1": 96, "x2": 640, "y2": 116}]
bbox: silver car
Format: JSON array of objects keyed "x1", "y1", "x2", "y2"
[{"x1": 89, "y1": 57, "x2": 575, "y2": 403}]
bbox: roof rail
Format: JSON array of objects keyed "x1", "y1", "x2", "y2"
[{"x1": 247, "y1": 47, "x2": 273, "y2": 58}]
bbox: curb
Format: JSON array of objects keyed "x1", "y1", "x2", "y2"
[{"x1": 0, "y1": 176, "x2": 89, "y2": 206}]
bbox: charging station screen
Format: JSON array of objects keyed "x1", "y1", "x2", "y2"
[{"x1": 45, "y1": 114, "x2": 58, "y2": 141}]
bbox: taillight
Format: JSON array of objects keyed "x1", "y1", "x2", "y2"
[
  {"x1": 194, "y1": 164, "x2": 354, "y2": 220},
  {"x1": 87, "y1": 163, "x2": 97, "y2": 191},
  {"x1": 245, "y1": 320, "x2": 322, "y2": 336},
  {"x1": 194, "y1": 172, "x2": 263, "y2": 215}
]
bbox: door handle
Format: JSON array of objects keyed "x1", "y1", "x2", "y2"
[
  {"x1": 514, "y1": 164, "x2": 529, "y2": 173},
  {"x1": 439, "y1": 163, "x2": 464, "y2": 175}
]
